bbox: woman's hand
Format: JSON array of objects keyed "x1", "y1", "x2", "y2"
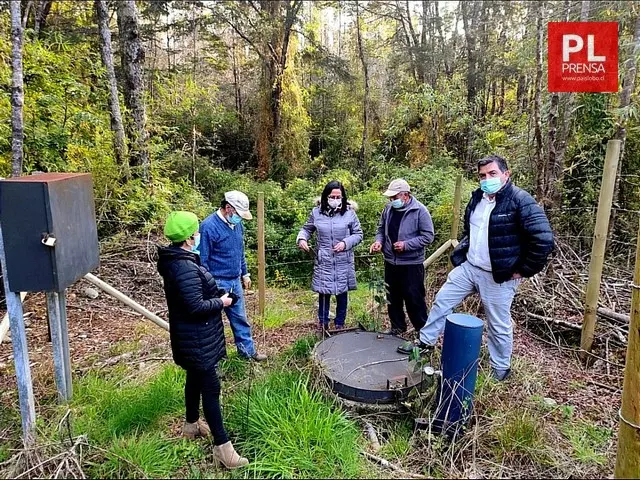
[
  {"x1": 332, "y1": 241, "x2": 346, "y2": 253},
  {"x1": 220, "y1": 293, "x2": 233, "y2": 307},
  {"x1": 298, "y1": 239, "x2": 309, "y2": 252}
]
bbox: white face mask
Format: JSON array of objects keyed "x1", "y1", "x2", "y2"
[{"x1": 328, "y1": 198, "x2": 342, "y2": 210}]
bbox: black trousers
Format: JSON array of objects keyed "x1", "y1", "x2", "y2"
[
  {"x1": 384, "y1": 262, "x2": 428, "y2": 333},
  {"x1": 184, "y1": 366, "x2": 229, "y2": 446}
]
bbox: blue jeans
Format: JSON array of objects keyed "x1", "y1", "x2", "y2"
[
  {"x1": 215, "y1": 277, "x2": 256, "y2": 358},
  {"x1": 318, "y1": 292, "x2": 348, "y2": 327}
]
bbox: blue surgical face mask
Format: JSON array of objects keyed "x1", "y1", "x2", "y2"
[
  {"x1": 191, "y1": 234, "x2": 201, "y2": 254},
  {"x1": 390, "y1": 198, "x2": 404, "y2": 209},
  {"x1": 228, "y1": 214, "x2": 242, "y2": 225},
  {"x1": 480, "y1": 177, "x2": 503, "y2": 194}
]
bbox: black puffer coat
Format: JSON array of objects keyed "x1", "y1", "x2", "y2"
[
  {"x1": 451, "y1": 181, "x2": 554, "y2": 283},
  {"x1": 157, "y1": 246, "x2": 227, "y2": 371}
]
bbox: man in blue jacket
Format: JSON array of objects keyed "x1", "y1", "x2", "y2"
[
  {"x1": 415, "y1": 155, "x2": 554, "y2": 380},
  {"x1": 200, "y1": 191, "x2": 267, "y2": 362},
  {"x1": 370, "y1": 179, "x2": 435, "y2": 341}
]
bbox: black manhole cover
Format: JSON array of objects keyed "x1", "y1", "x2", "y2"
[{"x1": 312, "y1": 330, "x2": 426, "y2": 404}]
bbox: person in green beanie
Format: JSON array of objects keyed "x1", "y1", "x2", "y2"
[{"x1": 157, "y1": 211, "x2": 248, "y2": 469}]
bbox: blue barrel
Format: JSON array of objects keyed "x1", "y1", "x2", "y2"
[{"x1": 432, "y1": 313, "x2": 483, "y2": 437}]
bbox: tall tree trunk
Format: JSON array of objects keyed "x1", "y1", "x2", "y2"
[
  {"x1": 256, "y1": 0, "x2": 283, "y2": 180},
  {"x1": 10, "y1": 0, "x2": 24, "y2": 178},
  {"x1": 116, "y1": 0, "x2": 150, "y2": 181},
  {"x1": 404, "y1": 0, "x2": 425, "y2": 84},
  {"x1": 231, "y1": 34, "x2": 242, "y2": 119},
  {"x1": 533, "y1": 2, "x2": 545, "y2": 201},
  {"x1": 545, "y1": 92, "x2": 559, "y2": 207},
  {"x1": 434, "y1": 1, "x2": 450, "y2": 78},
  {"x1": 95, "y1": 0, "x2": 128, "y2": 177},
  {"x1": 22, "y1": 0, "x2": 32, "y2": 29},
  {"x1": 356, "y1": 0, "x2": 369, "y2": 173},
  {"x1": 9, "y1": 0, "x2": 24, "y2": 177},
  {"x1": 545, "y1": 0, "x2": 581, "y2": 211},
  {"x1": 34, "y1": 0, "x2": 53, "y2": 38},
  {"x1": 254, "y1": 0, "x2": 302, "y2": 180},
  {"x1": 516, "y1": 74, "x2": 526, "y2": 113},
  {"x1": 461, "y1": 1, "x2": 478, "y2": 111},
  {"x1": 477, "y1": 1, "x2": 490, "y2": 117},
  {"x1": 610, "y1": 15, "x2": 640, "y2": 235},
  {"x1": 490, "y1": 81, "x2": 496, "y2": 116}
]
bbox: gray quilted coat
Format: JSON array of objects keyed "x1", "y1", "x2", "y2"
[{"x1": 296, "y1": 200, "x2": 363, "y2": 295}]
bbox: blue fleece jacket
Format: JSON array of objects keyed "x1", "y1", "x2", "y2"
[{"x1": 199, "y1": 212, "x2": 249, "y2": 279}]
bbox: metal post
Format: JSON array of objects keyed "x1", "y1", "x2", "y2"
[
  {"x1": 58, "y1": 290, "x2": 72, "y2": 399},
  {"x1": 0, "y1": 224, "x2": 35, "y2": 442},
  {"x1": 46, "y1": 291, "x2": 70, "y2": 402}
]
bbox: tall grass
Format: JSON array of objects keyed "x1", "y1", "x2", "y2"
[
  {"x1": 71, "y1": 365, "x2": 185, "y2": 443},
  {"x1": 225, "y1": 370, "x2": 363, "y2": 478}
]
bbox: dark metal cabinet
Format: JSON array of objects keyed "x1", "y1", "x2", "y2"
[{"x1": 0, "y1": 173, "x2": 99, "y2": 292}]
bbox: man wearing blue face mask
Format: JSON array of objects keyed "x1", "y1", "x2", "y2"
[
  {"x1": 200, "y1": 191, "x2": 267, "y2": 362},
  {"x1": 414, "y1": 155, "x2": 554, "y2": 381},
  {"x1": 370, "y1": 179, "x2": 435, "y2": 339}
]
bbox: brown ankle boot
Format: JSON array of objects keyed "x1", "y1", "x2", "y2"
[
  {"x1": 213, "y1": 441, "x2": 249, "y2": 469},
  {"x1": 196, "y1": 419, "x2": 211, "y2": 436},
  {"x1": 182, "y1": 421, "x2": 200, "y2": 439}
]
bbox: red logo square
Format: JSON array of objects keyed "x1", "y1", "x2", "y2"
[{"x1": 548, "y1": 22, "x2": 618, "y2": 92}]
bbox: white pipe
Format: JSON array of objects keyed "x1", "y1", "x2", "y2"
[
  {"x1": 83, "y1": 273, "x2": 169, "y2": 331},
  {"x1": 0, "y1": 291, "x2": 27, "y2": 344}
]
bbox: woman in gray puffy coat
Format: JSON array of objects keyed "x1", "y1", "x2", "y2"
[{"x1": 297, "y1": 181, "x2": 363, "y2": 331}]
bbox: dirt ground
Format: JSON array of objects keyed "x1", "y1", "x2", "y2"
[{"x1": 0, "y1": 243, "x2": 625, "y2": 476}]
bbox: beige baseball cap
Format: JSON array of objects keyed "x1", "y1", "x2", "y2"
[
  {"x1": 225, "y1": 190, "x2": 253, "y2": 220},
  {"x1": 382, "y1": 179, "x2": 411, "y2": 197}
]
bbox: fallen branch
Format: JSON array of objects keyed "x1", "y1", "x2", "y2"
[
  {"x1": 586, "y1": 378, "x2": 621, "y2": 393},
  {"x1": 364, "y1": 422, "x2": 381, "y2": 452},
  {"x1": 361, "y1": 451, "x2": 427, "y2": 479},
  {"x1": 597, "y1": 307, "x2": 630, "y2": 325},
  {"x1": 524, "y1": 311, "x2": 581, "y2": 331}
]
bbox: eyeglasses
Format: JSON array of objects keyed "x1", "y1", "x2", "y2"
[{"x1": 328, "y1": 196, "x2": 342, "y2": 200}]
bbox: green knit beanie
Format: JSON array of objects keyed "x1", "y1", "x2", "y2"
[{"x1": 164, "y1": 211, "x2": 199, "y2": 242}]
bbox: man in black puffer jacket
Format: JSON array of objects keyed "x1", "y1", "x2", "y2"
[
  {"x1": 157, "y1": 211, "x2": 248, "y2": 469},
  {"x1": 415, "y1": 155, "x2": 554, "y2": 381}
]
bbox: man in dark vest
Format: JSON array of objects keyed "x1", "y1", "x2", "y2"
[{"x1": 412, "y1": 155, "x2": 554, "y2": 381}]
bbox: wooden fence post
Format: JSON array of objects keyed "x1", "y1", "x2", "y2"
[
  {"x1": 580, "y1": 140, "x2": 621, "y2": 360},
  {"x1": 448, "y1": 174, "x2": 463, "y2": 272},
  {"x1": 614, "y1": 217, "x2": 640, "y2": 478},
  {"x1": 257, "y1": 192, "x2": 266, "y2": 320}
]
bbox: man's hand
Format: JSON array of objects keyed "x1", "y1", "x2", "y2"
[
  {"x1": 220, "y1": 293, "x2": 233, "y2": 307},
  {"x1": 332, "y1": 241, "x2": 346, "y2": 253},
  {"x1": 242, "y1": 275, "x2": 251, "y2": 290},
  {"x1": 298, "y1": 239, "x2": 310, "y2": 252},
  {"x1": 369, "y1": 241, "x2": 382, "y2": 253},
  {"x1": 511, "y1": 272, "x2": 522, "y2": 280},
  {"x1": 393, "y1": 241, "x2": 405, "y2": 252}
]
